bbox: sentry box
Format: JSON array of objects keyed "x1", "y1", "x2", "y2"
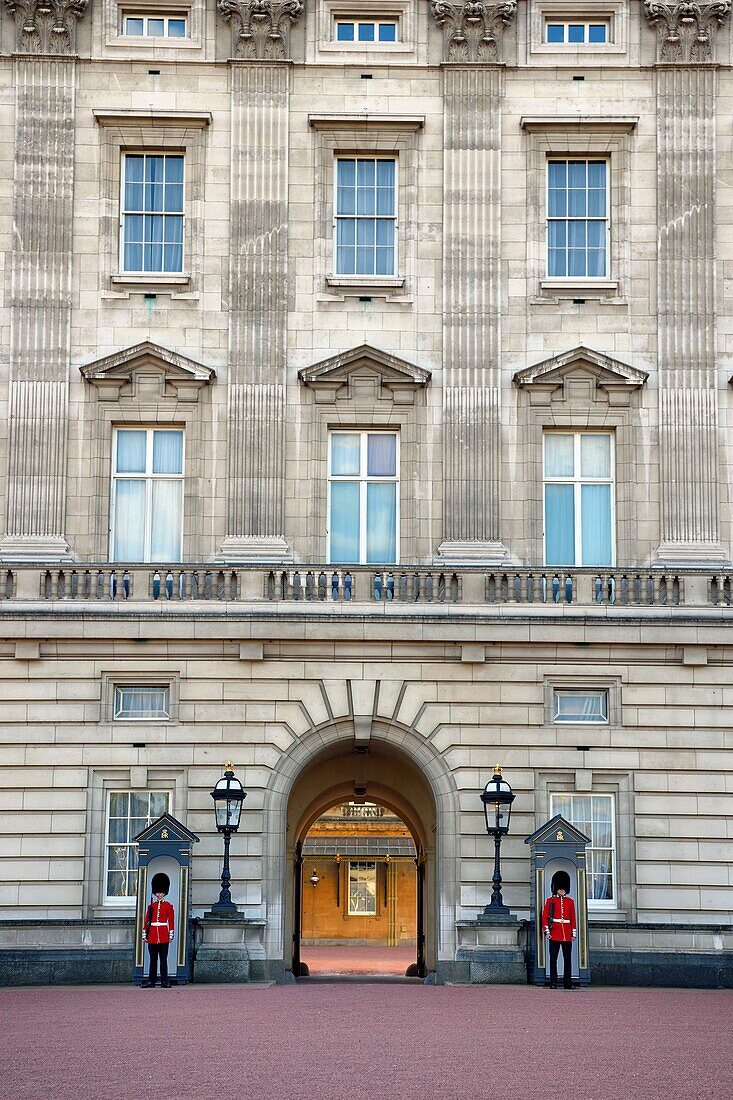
[
  {"x1": 524, "y1": 814, "x2": 591, "y2": 986},
  {"x1": 133, "y1": 813, "x2": 199, "y2": 985}
]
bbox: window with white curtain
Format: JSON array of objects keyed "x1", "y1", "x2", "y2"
[
  {"x1": 121, "y1": 153, "x2": 184, "y2": 274},
  {"x1": 348, "y1": 861, "x2": 378, "y2": 915},
  {"x1": 111, "y1": 428, "x2": 184, "y2": 562},
  {"x1": 105, "y1": 790, "x2": 170, "y2": 903},
  {"x1": 550, "y1": 792, "x2": 616, "y2": 906},
  {"x1": 553, "y1": 688, "x2": 608, "y2": 723},
  {"x1": 547, "y1": 159, "x2": 609, "y2": 278},
  {"x1": 334, "y1": 157, "x2": 397, "y2": 277},
  {"x1": 543, "y1": 432, "x2": 614, "y2": 566},
  {"x1": 328, "y1": 432, "x2": 399, "y2": 564},
  {"x1": 114, "y1": 685, "x2": 170, "y2": 720}
]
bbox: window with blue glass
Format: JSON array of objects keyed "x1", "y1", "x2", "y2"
[
  {"x1": 335, "y1": 20, "x2": 398, "y2": 42},
  {"x1": 328, "y1": 432, "x2": 399, "y2": 564},
  {"x1": 545, "y1": 21, "x2": 608, "y2": 44},
  {"x1": 121, "y1": 154, "x2": 184, "y2": 274},
  {"x1": 123, "y1": 14, "x2": 188, "y2": 37},
  {"x1": 544, "y1": 432, "x2": 614, "y2": 567},
  {"x1": 335, "y1": 158, "x2": 397, "y2": 277},
  {"x1": 547, "y1": 159, "x2": 608, "y2": 279}
]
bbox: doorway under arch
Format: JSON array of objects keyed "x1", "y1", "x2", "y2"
[{"x1": 261, "y1": 719, "x2": 460, "y2": 982}]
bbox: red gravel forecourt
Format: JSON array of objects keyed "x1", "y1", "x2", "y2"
[{"x1": 1, "y1": 984, "x2": 732, "y2": 1100}]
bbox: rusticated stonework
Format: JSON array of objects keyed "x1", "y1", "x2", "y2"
[
  {"x1": 217, "y1": 0, "x2": 305, "y2": 60},
  {"x1": 430, "y1": 1, "x2": 517, "y2": 63},
  {"x1": 2, "y1": 0, "x2": 89, "y2": 55},
  {"x1": 644, "y1": 1, "x2": 732, "y2": 62}
]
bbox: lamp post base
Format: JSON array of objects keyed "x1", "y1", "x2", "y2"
[
  {"x1": 206, "y1": 900, "x2": 240, "y2": 919},
  {"x1": 477, "y1": 902, "x2": 516, "y2": 924}
]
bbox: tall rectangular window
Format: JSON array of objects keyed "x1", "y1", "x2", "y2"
[
  {"x1": 111, "y1": 428, "x2": 184, "y2": 562},
  {"x1": 550, "y1": 793, "x2": 616, "y2": 906},
  {"x1": 335, "y1": 157, "x2": 397, "y2": 276},
  {"x1": 328, "y1": 432, "x2": 399, "y2": 564},
  {"x1": 348, "y1": 861, "x2": 378, "y2": 915},
  {"x1": 105, "y1": 790, "x2": 170, "y2": 902},
  {"x1": 547, "y1": 159, "x2": 608, "y2": 278},
  {"x1": 544, "y1": 432, "x2": 614, "y2": 566},
  {"x1": 121, "y1": 153, "x2": 184, "y2": 274}
]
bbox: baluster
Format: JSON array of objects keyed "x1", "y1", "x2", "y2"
[
  {"x1": 386, "y1": 572, "x2": 395, "y2": 601},
  {"x1": 672, "y1": 576, "x2": 680, "y2": 605},
  {"x1": 373, "y1": 573, "x2": 383, "y2": 601},
  {"x1": 513, "y1": 573, "x2": 522, "y2": 602},
  {"x1": 191, "y1": 571, "x2": 200, "y2": 600},
  {"x1": 318, "y1": 571, "x2": 327, "y2": 600},
  {"x1": 526, "y1": 573, "x2": 534, "y2": 603},
  {"x1": 344, "y1": 572, "x2": 352, "y2": 601},
  {"x1": 500, "y1": 573, "x2": 509, "y2": 602},
  {"x1": 646, "y1": 574, "x2": 654, "y2": 604},
  {"x1": 152, "y1": 571, "x2": 161, "y2": 599},
  {"x1": 230, "y1": 572, "x2": 238, "y2": 600},
  {"x1": 412, "y1": 573, "x2": 421, "y2": 602},
  {"x1": 178, "y1": 572, "x2": 186, "y2": 600},
  {"x1": 552, "y1": 575, "x2": 560, "y2": 603},
  {"x1": 540, "y1": 574, "x2": 547, "y2": 603},
  {"x1": 399, "y1": 573, "x2": 407, "y2": 601},
  {"x1": 165, "y1": 571, "x2": 174, "y2": 599},
  {"x1": 305, "y1": 571, "x2": 314, "y2": 600},
  {"x1": 267, "y1": 571, "x2": 275, "y2": 600},
  {"x1": 292, "y1": 571, "x2": 302, "y2": 600},
  {"x1": 632, "y1": 574, "x2": 640, "y2": 604},
  {"x1": 425, "y1": 573, "x2": 434, "y2": 602},
  {"x1": 450, "y1": 573, "x2": 459, "y2": 602},
  {"x1": 122, "y1": 571, "x2": 131, "y2": 599},
  {"x1": 607, "y1": 576, "x2": 615, "y2": 604},
  {"x1": 109, "y1": 571, "x2": 117, "y2": 600},
  {"x1": 724, "y1": 576, "x2": 732, "y2": 606},
  {"x1": 331, "y1": 571, "x2": 340, "y2": 601},
  {"x1": 437, "y1": 573, "x2": 445, "y2": 602},
  {"x1": 659, "y1": 576, "x2": 667, "y2": 606},
  {"x1": 565, "y1": 575, "x2": 573, "y2": 603},
  {"x1": 594, "y1": 576, "x2": 602, "y2": 603},
  {"x1": 487, "y1": 574, "x2": 496, "y2": 603}
]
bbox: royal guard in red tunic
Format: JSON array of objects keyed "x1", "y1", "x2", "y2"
[
  {"x1": 142, "y1": 872, "x2": 175, "y2": 988},
  {"x1": 541, "y1": 870, "x2": 577, "y2": 989}
]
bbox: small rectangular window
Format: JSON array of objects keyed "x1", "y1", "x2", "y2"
[
  {"x1": 545, "y1": 21, "x2": 609, "y2": 44},
  {"x1": 547, "y1": 159, "x2": 609, "y2": 279},
  {"x1": 334, "y1": 20, "x2": 399, "y2": 43},
  {"x1": 329, "y1": 431, "x2": 399, "y2": 564},
  {"x1": 552, "y1": 688, "x2": 608, "y2": 724},
  {"x1": 123, "y1": 13, "x2": 188, "y2": 38},
  {"x1": 121, "y1": 153, "x2": 184, "y2": 275},
  {"x1": 105, "y1": 790, "x2": 170, "y2": 902},
  {"x1": 114, "y1": 685, "x2": 171, "y2": 720},
  {"x1": 543, "y1": 432, "x2": 614, "y2": 566},
  {"x1": 112, "y1": 428, "x2": 184, "y2": 562},
  {"x1": 550, "y1": 793, "x2": 616, "y2": 905},
  {"x1": 334, "y1": 157, "x2": 397, "y2": 277},
  {"x1": 348, "y1": 861, "x2": 377, "y2": 915}
]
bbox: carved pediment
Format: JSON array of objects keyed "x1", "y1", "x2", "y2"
[
  {"x1": 298, "y1": 344, "x2": 431, "y2": 405},
  {"x1": 80, "y1": 342, "x2": 215, "y2": 403},
  {"x1": 513, "y1": 346, "x2": 648, "y2": 407}
]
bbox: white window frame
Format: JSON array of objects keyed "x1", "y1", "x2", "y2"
[
  {"x1": 104, "y1": 789, "x2": 171, "y2": 906},
  {"x1": 327, "y1": 430, "x2": 400, "y2": 565},
  {"x1": 550, "y1": 792, "x2": 617, "y2": 910},
  {"x1": 113, "y1": 684, "x2": 171, "y2": 721},
  {"x1": 546, "y1": 157, "x2": 610, "y2": 281},
  {"x1": 119, "y1": 152, "x2": 186, "y2": 276},
  {"x1": 110, "y1": 427, "x2": 185, "y2": 563},
  {"x1": 544, "y1": 20, "x2": 609, "y2": 44},
  {"x1": 334, "y1": 18, "x2": 399, "y2": 43},
  {"x1": 347, "y1": 860, "x2": 378, "y2": 916},
  {"x1": 552, "y1": 688, "x2": 609, "y2": 724},
  {"x1": 122, "y1": 12, "x2": 188, "y2": 37},
  {"x1": 542, "y1": 431, "x2": 616, "y2": 567},
  {"x1": 333, "y1": 156, "x2": 399, "y2": 279}
]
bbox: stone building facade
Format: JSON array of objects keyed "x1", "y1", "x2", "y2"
[{"x1": 0, "y1": 0, "x2": 732, "y2": 985}]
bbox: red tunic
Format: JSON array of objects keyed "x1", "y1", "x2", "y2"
[
  {"x1": 144, "y1": 900, "x2": 175, "y2": 944},
  {"x1": 541, "y1": 895, "x2": 576, "y2": 942}
]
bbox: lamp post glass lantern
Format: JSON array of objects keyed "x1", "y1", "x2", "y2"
[
  {"x1": 480, "y1": 766, "x2": 515, "y2": 914},
  {"x1": 209, "y1": 762, "x2": 246, "y2": 916}
]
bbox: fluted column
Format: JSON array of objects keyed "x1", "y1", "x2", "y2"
[
  {"x1": 217, "y1": 1, "x2": 302, "y2": 561},
  {"x1": 431, "y1": 3, "x2": 516, "y2": 562},
  {"x1": 645, "y1": 1, "x2": 732, "y2": 563},
  {"x1": 0, "y1": 1, "x2": 89, "y2": 560}
]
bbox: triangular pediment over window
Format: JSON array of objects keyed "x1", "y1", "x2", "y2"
[
  {"x1": 298, "y1": 343, "x2": 431, "y2": 405},
  {"x1": 81, "y1": 341, "x2": 216, "y2": 402},
  {"x1": 513, "y1": 346, "x2": 648, "y2": 407}
]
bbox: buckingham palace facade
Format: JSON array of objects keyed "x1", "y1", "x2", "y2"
[{"x1": 0, "y1": 0, "x2": 732, "y2": 987}]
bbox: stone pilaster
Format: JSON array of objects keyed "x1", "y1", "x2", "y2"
[
  {"x1": 0, "y1": 3, "x2": 88, "y2": 560},
  {"x1": 432, "y1": 7, "x2": 516, "y2": 562},
  {"x1": 645, "y1": 3, "x2": 732, "y2": 563},
  {"x1": 218, "y1": 58, "x2": 294, "y2": 561}
]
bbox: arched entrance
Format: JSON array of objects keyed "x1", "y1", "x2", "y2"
[{"x1": 261, "y1": 719, "x2": 460, "y2": 982}]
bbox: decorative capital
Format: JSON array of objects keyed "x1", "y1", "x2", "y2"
[
  {"x1": 644, "y1": 1, "x2": 732, "y2": 63},
  {"x1": 2, "y1": 0, "x2": 89, "y2": 55},
  {"x1": 430, "y1": 1, "x2": 517, "y2": 63},
  {"x1": 217, "y1": 0, "x2": 305, "y2": 61}
]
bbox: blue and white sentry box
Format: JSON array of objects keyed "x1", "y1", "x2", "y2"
[
  {"x1": 525, "y1": 814, "x2": 591, "y2": 986},
  {"x1": 133, "y1": 814, "x2": 199, "y2": 985}
]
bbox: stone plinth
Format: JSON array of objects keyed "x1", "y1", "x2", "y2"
[
  {"x1": 194, "y1": 915, "x2": 267, "y2": 983},
  {"x1": 455, "y1": 913, "x2": 527, "y2": 984}
]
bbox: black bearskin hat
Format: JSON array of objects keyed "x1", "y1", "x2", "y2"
[
  {"x1": 151, "y1": 872, "x2": 170, "y2": 896},
  {"x1": 551, "y1": 870, "x2": 571, "y2": 895}
]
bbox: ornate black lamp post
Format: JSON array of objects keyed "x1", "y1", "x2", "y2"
[
  {"x1": 209, "y1": 762, "x2": 246, "y2": 916},
  {"x1": 480, "y1": 766, "x2": 515, "y2": 917}
]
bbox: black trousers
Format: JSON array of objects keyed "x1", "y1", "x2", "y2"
[
  {"x1": 549, "y1": 940, "x2": 573, "y2": 988},
  {"x1": 148, "y1": 943, "x2": 169, "y2": 985}
]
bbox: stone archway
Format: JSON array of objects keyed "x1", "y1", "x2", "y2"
[{"x1": 261, "y1": 718, "x2": 460, "y2": 982}]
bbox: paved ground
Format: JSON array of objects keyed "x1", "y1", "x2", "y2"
[
  {"x1": 301, "y1": 943, "x2": 416, "y2": 974},
  {"x1": 2, "y1": 984, "x2": 732, "y2": 1100}
]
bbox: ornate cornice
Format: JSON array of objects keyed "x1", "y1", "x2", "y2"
[
  {"x1": 644, "y1": 2, "x2": 732, "y2": 63},
  {"x1": 2, "y1": 0, "x2": 89, "y2": 55},
  {"x1": 217, "y1": 0, "x2": 305, "y2": 61},
  {"x1": 429, "y1": 1, "x2": 517, "y2": 63}
]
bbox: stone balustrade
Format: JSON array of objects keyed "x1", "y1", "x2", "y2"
[{"x1": 0, "y1": 564, "x2": 732, "y2": 609}]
